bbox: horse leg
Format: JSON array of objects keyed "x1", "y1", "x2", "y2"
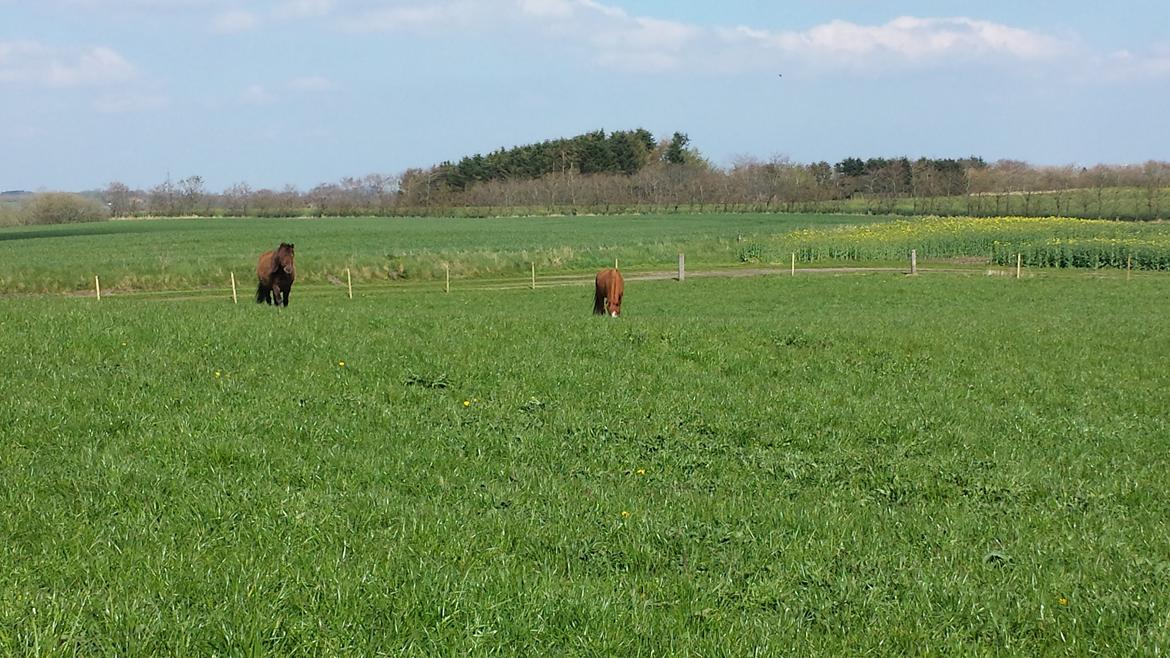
[
  {"x1": 282, "y1": 283, "x2": 291, "y2": 307},
  {"x1": 256, "y1": 282, "x2": 271, "y2": 304},
  {"x1": 271, "y1": 283, "x2": 282, "y2": 307}
]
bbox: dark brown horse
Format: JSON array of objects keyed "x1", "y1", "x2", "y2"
[
  {"x1": 593, "y1": 267, "x2": 624, "y2": 317},
  {"x1": 256, "y1": 242, "x2": 296, "y2": 307}
]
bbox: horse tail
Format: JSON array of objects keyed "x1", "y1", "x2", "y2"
[{"x1": 593, "y1": 276, "x2": 606, "y2": 315}]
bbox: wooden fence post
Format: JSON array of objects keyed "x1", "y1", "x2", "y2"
[
  {"x1": 1016, "y1": 253, "x2": 1022, "y2": 279},
  {"x1": 531, "y1": 263, "x2": 536, "y2": 290},
  {"x1": 678, "y1": 253, "x2": 685, "y2": 282},
  {"x1": 94, "y1": 275, "x2": 101, "y2": 301},
  {"x1": 1127, "y1": 254, "x2": 1132, "y2": 281},
  {"x1": 346, "y1": 268, "x2": 353, "y2": 299},
  {"x1": 791, "y1": 253, "x2": 796, "y2": 276},
  {"x1": 230, "y1": 272, "x2": 238, "y2": 304},
  {"x1": 910, "y1": 249, "x2": 918, "y2": 275},
  {"x1": 445, "y1": 264, "x2": 450, "y2": 293}
]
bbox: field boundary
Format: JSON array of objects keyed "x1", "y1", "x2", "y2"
[{"x1": 2, "y1": 262, "x2": 1146, "y2": 303}]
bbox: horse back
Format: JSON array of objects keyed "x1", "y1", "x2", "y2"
[
  {"x1": 598, "y1": 267, "x2": 622, "y2": 294},
  {"x1": 256, "y1": 250, "x2": 275, "y2": 281}
]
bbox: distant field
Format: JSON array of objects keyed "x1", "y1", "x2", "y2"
[
  {"x1": 781, "y1": 216, "x2": 1170, "y2": 270},
  {"x1": 1, "y1": 274, "x2": 1167, "y2": 654},
  {"x1": 0, "y1": 213, "x2": 887, "y2": 294},
  {"x1": 5, "y1": 212, "x2": 1170, "y2": 296}
]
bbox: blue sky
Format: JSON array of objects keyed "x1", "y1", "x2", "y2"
[{"x1": 2, "y1": 0, "x2": 1168, "y2": 192}]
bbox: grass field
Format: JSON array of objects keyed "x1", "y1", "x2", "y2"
[
  {"x1": 2, "y1": 271, "x2": 1169, "y2": 655},
  {"x1": 6, "y1": 213, "x2": 1170, "y2": 297},
  {"x1": 0, "y1": 213, "x2": 885, "y2": 295}
]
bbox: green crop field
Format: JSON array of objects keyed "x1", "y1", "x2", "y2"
[
  {"x1": 6, "y1": 213, "x2": 1170, "y2": 297},
  {"x1": 0, "y1": 213, "x2": 885, "y2": 295},
  {"x1": 2, "y1": 269, "x2": 1169, "y2": 655}
]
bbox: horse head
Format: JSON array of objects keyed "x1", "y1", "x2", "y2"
[{"x1": 276, "y1": 243, "x2": 295, "y2": 274}]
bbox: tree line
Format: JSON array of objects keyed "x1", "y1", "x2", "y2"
[{"x1": 4, "y1": 129, "x2": 1169, "y2": 226}]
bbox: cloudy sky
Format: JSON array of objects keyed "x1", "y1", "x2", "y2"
[{"x1": 2, "y1": 0, "x2": 1168, "y2": 191}]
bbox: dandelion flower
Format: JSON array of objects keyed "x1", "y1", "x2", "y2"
[
  {"x1": 621, "y1": 510, "x2": 630, "y2": 519},
  {"x1": 214, "y1": 371, "x2": 221, "y2": 378},
  {"x1": 635, "y1": 468, "x2": 646, "y2": 476},
  {"x1": 338, "y1": 360, "x2": 346, "y2": 367},
  {"x1": 463, "y1": 400, "x2": 471, "y2": 407},
  {"x1": 1058, "y1": 597, "x2": 1068, "y2": 606}
]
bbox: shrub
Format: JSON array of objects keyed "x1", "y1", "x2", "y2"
[{"x1": 21, "y1": 193, "x2": 109, "y2": 225}]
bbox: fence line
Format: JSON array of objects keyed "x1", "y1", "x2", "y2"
[{"x1": 3, "y1": 261, "x2": 1154, "y2": 303}]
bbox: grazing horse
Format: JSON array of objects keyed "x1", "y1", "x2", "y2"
[
  {"x1": 256, "y1": 242, "x2": 296, "y2": 307},
  {"x1": 593, "y1": 267, "x2": 624, "y2": 317}
]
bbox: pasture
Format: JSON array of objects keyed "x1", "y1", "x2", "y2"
[
  {"x1": 0, "y1": 213, "x2": 883, "y2": 294},
  {"x1": 2, "y1": 268, "x2": 1169, "y2": 655}
]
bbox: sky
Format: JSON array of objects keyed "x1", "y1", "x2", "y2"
[{"x1": 2, "y1": 0, "x2": 1168, "y2": 192}]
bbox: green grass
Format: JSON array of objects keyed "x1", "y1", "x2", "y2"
[
  {"x1": 2, "y1": 273, "x2": 1168, "y2": 655},
  {"x1": 0, "y1": 214, "x2": 888, "y2": 294}
]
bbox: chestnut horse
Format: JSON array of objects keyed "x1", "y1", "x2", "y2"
[
  {"x1": 593, "y1": 267, "x2": 624, "y2": 317},
  {"x1": 256, "y1": 242, "x2": 296, "y2": 307}
]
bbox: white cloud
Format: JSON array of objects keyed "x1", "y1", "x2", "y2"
[
  {"x1": 238, "y1": 76, "x2": 336, "y2": 105},
  {"x1": 0, "y1": 41, "x2": 137, "y2": 86},
  {"x1": 288, "y1": 75, "x2": 335, "y2": 92},
  {"x1": 52, "y1": 0, "x2": 232, "y2": 8},
  {"x1": 93, "y1": 92, "x2": 171, "y2": 113},
  {"x1": 331, "y1": 1, "x2": 1078, "y2": 75},
  {"x1": 212, "y1": 9, "x2": 260, "y2": 33},
  {"x1": 767, "y1": 16, "x2": 1070, "y2": 65},
  {"x1": 1099, "y1": 48, "x2": 1170, "y2": 80},
  {"x1": 517, "y1": 0, "x2": 573, "y2": 19},
  {"x1": 241, "y1": 84, "x2": 276, "y2": 104},
  {"x1": 275, "y1": 0, "x2": 334, "y2": 19},
  {"x1": 339, "y1": 2, "x2": 481, "y2": 32}
]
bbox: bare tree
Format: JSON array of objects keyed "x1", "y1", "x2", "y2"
[
  {"x1": 224, "y1": 182, "x2": 252, "y2": 217},
  {"x1": 103, "y1": 181, "x2": 133, "y2": 217},
  {"x1": 148, "y1": 177, "x2": 177, "y2": 216},
  {"x1": 176, "y1": 175, "x2": 206, "y2": 215}
]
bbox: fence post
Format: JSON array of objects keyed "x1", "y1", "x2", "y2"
[
  {"x1": 910, "y1": 249, "x2": 917, "y2": 275},
  {"x1": 791, "y1": 252, "x2": 796, "y2": 276},
  {"x1": 94, "y1": 275, "x2": 101, "y2": 301},
  {"x1": 346, "y1": 268, "x2": 353, "y2": 299},
  {"x1": 445, "y1": 264, "x2": 450, "y2": 293},
  {"x1": 615, "y1": 258, "x2": 619, "y2": 270},
  {"x1": 230, "y1": 272, "x2": 238, "y2": 304},
  {"x1": 1127, "y1": 254, "x2": 1132, "y2": 281},
  {"x1": 1016, "y1": 253, "x2": 1022, "y2": 279},
  {"x1": 678, "y1": 253, "x2": 685, "y2": 282},
  {"x1": 531, "y1": 263, "x2": 536, "y2": 290}
]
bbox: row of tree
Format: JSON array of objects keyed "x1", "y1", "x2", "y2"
[
  {"x1": 71, "y1": 130, "x2": 1170, "y2": 222},
  {"x1": 438, "y1": 129, "x2": 680, "y2": 189}
]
